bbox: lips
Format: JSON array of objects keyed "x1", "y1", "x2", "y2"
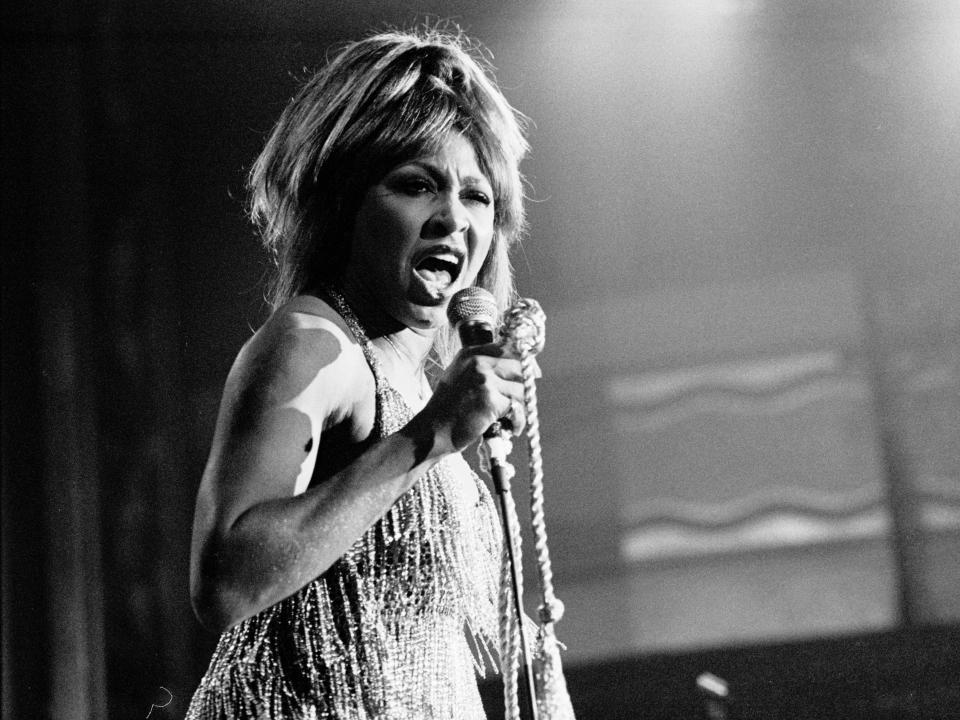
[{"x1": 412, "y1": 245, "x2": 464, "y2": 293}]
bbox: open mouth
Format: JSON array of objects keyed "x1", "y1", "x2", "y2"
[{"x1": 413, "y1": 246, "x2": 464, "y2": 291}]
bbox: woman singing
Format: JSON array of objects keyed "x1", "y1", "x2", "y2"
[{"x1": 186, "y1": 28, "x2": 530, "y2": 719}]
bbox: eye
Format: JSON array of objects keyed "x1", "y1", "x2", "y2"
[
  {"x1": 400, "y1": 176, "x2": 435, "y2": 196},
  {"x1": 462, "y1": 188, "x2": 492, "y2": 207}
]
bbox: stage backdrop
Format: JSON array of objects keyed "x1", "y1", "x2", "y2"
[{"x1": 3, "y1": 1, "x2": 959, "y2": 718}]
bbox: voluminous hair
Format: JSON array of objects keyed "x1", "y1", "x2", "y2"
[{"x1": 248, "y1": 29, "x2": 529, "y2": 328}]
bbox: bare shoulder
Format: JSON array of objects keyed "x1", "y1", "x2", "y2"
[{"x1": 225, "y1": 295, "x2": 371, "y2": 431}]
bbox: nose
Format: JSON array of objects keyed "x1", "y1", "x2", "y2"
[{"x1": 426, "y1": 193, "x2": 469, "y2": 238}]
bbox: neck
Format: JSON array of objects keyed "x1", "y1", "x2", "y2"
[{"x1": 336, "y1": 276, "x2": 436, "y2": 368}]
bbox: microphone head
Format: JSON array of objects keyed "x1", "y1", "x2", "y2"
[
  {"x1": 447, "y1": 287, "x2": 499, "y2": 347},
  {"x1": 447, "y1": 287, "x2": 499, "y2": 328}
]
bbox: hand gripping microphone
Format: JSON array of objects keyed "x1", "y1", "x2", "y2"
[
  {"x1": 447, "y1": 287, "x2": 546, "y2": 436},
  {"x1": 447, "y1": 287, "x2": 512, "y2": 435}
]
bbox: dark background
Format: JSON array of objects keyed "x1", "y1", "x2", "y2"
[{"x1": 3, "y1": 1, "x2": 959, "y2": 718}]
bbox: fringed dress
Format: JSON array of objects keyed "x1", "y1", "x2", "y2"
[{"x1": 186, "y1": 290, "x2": 502, "y2": 719}]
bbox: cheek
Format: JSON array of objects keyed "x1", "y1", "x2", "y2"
[
  {"x1": 357, "y1": 207, "x2": 407, "y2": 261},
  {"x1": 379, "y1": 204, "x2": 425, "y2": 250},
  {"x1": 468, "y1": 231, "x2": 497, "y2": 282}
]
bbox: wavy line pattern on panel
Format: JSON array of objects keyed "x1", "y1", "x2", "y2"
[
  {"x1": 921, "y1": 504, "x2": 960, "y2": 531},
  {"x1": 917, "y1": 475, "x2": 960, "y2": 531},
  {"x1": 620, "y1": 506, "x2": 891, "y2": 563},
  {"x1": 621, "y1": 483, "x2": 883, "y2": 530},
  {"x1": 902, "y1": 361, "x2": 959, "y2": 394},
  {"x1": 607, "y1": 351, "x2": 844, "y2": 408},
  {"x1": 615, "y1": 377, "x2": 868, "y2": 432},
  {"x1": 916, "y1": 475, "x2": 960, "y2": 500}
]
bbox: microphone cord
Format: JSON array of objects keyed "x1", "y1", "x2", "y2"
[
  {"x1": 517, "y1": 342, "x2": 577, "y2": 719},
  {"x1": 522, "y1": 343, "x2": 561, "y2": 632},
  {"x1": 480, "y1": 292, "x2": 574, "y2": 719},
  {"x1": 492, "y1": 345, "x2": 542, "y2": 720},
  {"x1": 498, "y1": 343, "x2": 567, "y2": 720}
]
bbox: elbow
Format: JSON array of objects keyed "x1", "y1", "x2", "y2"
[
  {"x1": 190, "y1": 581, "x2": 238, "y2": 635},
  {"x1": 190, "y1": 543, "x2": 250, "y2": 634}
]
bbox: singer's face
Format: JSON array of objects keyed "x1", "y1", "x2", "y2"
[{"x1": 343, "y1": 133, "x2": 496, "y2": 331}]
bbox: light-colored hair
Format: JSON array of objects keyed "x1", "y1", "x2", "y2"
[{"x1": 249, "y1": 29, "x2": 529, "y2": 337}]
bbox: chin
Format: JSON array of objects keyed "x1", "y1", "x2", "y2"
[
  {"x1": 400, "y1": 286, "x2": 454, "y2": 325},
  {"x1": 390, "y1": 297, "x2": 445, "y2": 331},
  {"x1": 408, "y1": 305, "x2": 449, "y2": 331}
]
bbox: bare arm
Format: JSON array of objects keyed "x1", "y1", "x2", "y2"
[{"x1": 190, "y1": 299, "x2": 522, "y2": 632}]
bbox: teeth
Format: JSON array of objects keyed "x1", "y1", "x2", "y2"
[
  {"x1": 413, "y1": 247, "x2": 464, "y2": 296},
  {"x1": 433, "y1": 253, "x2": 458, "y2": 264}
]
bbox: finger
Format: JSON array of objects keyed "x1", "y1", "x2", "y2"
[
  {"x1": 492, "y1": 357, "x2": 525, "y2": 382},
  {"x1": 493, "y1": 379, "x2": 525, "y2": 415},
  {"x1": 495, "y1": 398, "x2": 523, "y2": 435},
  {"x1": 491, "y1": 353, "x2": 541, "y2": 381},
  {"x1": 507, "y1": 398, "x2": 526, "y2": 436},
  {"x1": 462, "y1": 353, "x2": 525, "y2": 382},
  {"x1": 459, "y1": 342, "x2": 505, "y2": 358},
  {"x1": 493, "y1": 394, "x2": 527, "y2": 436},
  {"x1": 495, "y1": 375, "x2": 524, "y2": 399},
  {"x1": 458, "y1": 345, "x2": 538, "y2": 382}
]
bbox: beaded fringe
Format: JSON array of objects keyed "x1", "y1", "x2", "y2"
[
  {"x1": 186, "y1": 450, "x2": 502, "y2": 720},
  {"x1": 186, "y1": 291, "x2": 502, "y2": 719}
]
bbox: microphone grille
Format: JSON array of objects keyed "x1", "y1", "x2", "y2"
[{"x1": 447, "y1": 287, "x2": 498, "y2": 328}]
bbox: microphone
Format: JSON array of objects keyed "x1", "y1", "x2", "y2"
[
  {"x1": 447, "y1": 287, "x2": 546, "y2": 356},
  {"x1": 447, "y1": 286, "x2": 499, "y2": 347},
  {"x1": 447, "y1": 288, "x2": 546, "y2": 440},
  {"x1": 447, "y1": 287, "x2": 514, "y2": 434}
]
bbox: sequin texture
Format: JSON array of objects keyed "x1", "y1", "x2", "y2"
[{"x1": 185, "y1": 289, "x2": 502, "y2": 719}]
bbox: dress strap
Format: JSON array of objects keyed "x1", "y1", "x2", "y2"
[
  {"x1": 316, "y1": 285, "x2": 407, "y2": 441},
  {"x1": 318, "y1": 286, "x2": 387, "y2": 385}
]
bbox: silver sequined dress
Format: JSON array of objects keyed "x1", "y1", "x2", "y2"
[{"x1": 186, "y1": 290, "x2": 502, "y2": 719}]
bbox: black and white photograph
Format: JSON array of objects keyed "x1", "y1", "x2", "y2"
[{"x1": 3, "y1": 1, "x2": 959, "y2": 718}]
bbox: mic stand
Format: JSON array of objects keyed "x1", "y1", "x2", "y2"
[
  {"x1": 696, "y1": 673, "x2": 731, "y2": 720},
  {"x1": 482, "y1": 423, "x2": 538, "y2": 720}
]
